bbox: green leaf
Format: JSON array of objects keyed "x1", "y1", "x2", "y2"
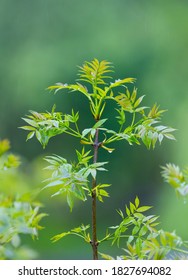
[
  {"x1": 82, "y1": 128, "x2": 92, "y2": 138},
  {"x1": 93, "y1": 119, "x2": 107, "y2": 129},
  {"x1": 20, "y1": 125, "x2": 36, "y2": 131},
  {"x1": 130, "y1": 202, "x2": 136, "y2": 214},
  {"x1": 99, "y1": 189, "x2": 109, "y2": 197},
  {"x1": 116, "y1": 209, "x2": 124, "y2": 219},
  {"x1": 95, "y1": 184, "x2": 110, "y2": 202},
  {"x1": 90, "y1": 168, "x2": 97, "y2": 179},
  {"x1": 147, "y1": 216, "x2": 159, "y2": 224},
  {"x1": 139, "y1": 225, "x2": 148, "y2": 237},
  {"x1": 51, "y1": 231, "x2": 71, "y2": 242},
  {"x1": 135, "y1": 196, "x2": 140, "y2": 208},
  {"x1": 22, "y1": 118, "x2": 38, "y2": 127},
  {"x1": 127, "y1": 235, "x2": 134, "y2": 244},
  {"x1": 109, "y1": 77, "x2": 136, "y2": 88},
  {"x1": 132, "y1": 225, "x2": 140, "y2": 235},
  {"x1": 99, "y1": 252, "x2": 114, "y2": 260},
  {"x1": 134, "y1": 213, "x2": 144, "y2": 219},
  {"x1": 91, "y1": 161, "x2": 108, "y2": 168},
  {"x1": 67, "y1": 192, "x2": 74, "y2": 212},
  {"x1": 126, "y1": 206, "x2": 130, "y2": 216},
  {"x1": 130, "y1": 87, "x2": 137, "y2": 103},
  {"x1": 137, "y1": 206, "x2": 152, "y2": 212},
  {"x1": 115, "y1": 108, "x2": 126, "y2": 125},
  {"x1": 26, "y1": 131, "x2": 35, "y2": 141},
  {"x1": 72, "y1": 224, "x2": 90, "y2": 233},
  {"x1": 90, "y1": 129, "x2": 96, "y2": 138},
  {"x1": 43, "y1": 180, "x2": 63, "y2": 190},
  {"x1": 163, "y1": 133, "x2": 176, "y2": 141},
  {"x1": 134, "y1": 95, "x2": 145, "y2": 108},
  {"x1": 135, "y1": 238, "x2": 142, "y2": 255}
]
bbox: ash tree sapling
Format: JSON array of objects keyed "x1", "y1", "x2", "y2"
[{"x1": 21, "y1": 59, "x2": 181, "y2": 260}]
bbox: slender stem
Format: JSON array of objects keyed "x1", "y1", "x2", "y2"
[
  {"x1": 75, "y1": 121, "x2": 80, "y2": 135},
  {"x1": 91, "y1": 128, "x2": 99, "y2": 260},
  {"x1": 118, "y1": 123, "x2": 123, "y2": 133},
  {"x1": 64, "y1": 130, "x2": 79, "y2": 138},
  {"x1": 105, "y1": 135, "x2": 121, "y2": 144},
  {"x1": 131, "y1": 111, "x2": 136, "y2": 127},
  {"x1": 64, "y1": 126, "x2": 81, "y2": 138}
]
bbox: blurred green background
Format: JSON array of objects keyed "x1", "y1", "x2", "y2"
[{"x1": 1, "y1": 0, "x2": 188, "y2": 259}]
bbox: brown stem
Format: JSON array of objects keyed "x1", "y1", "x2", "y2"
[{"x1": 90, "y1": 128, "x2": 99, "y2": 260}]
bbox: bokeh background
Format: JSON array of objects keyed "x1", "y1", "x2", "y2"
[{"x1": 1, "y1": 0, "x2": 188, "y2": 259}]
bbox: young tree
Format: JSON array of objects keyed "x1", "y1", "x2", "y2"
[{"x1": 21, "y1": 59, "x2": 177, "y2": 259}]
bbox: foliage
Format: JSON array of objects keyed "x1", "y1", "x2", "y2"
[
  {"x1": 51, "y1": 224, "x2": 91, "y2": 244},
  {"x1": 21, "y1": 59, "x2": 177, "y2": 259},
  {"x1": 0, "y1": 195, "x2": 46, "y2": 260},
  {"x1": 0, "y1": 139, "x2": 47, "y2": 259},
  {"x1": 0, "y1": 139, "x2": 20, "y2": 170},
  {"x1": 100, "y1": 197, "x2": 188, "y2": 260},
  {"x1": 43, "y1": 152, "x2": 108, "y2": 211},
  {"x1": 21, "y1": 59, "x2": 175, "y2": 152},
  {"x1": 161, "y1": 164, "x2": 188, "y2": 197}
]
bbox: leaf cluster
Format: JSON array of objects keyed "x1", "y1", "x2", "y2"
[
  {"x1": 21, "y1": 59, "x2": 175, "y2": 153},
  {"x1": 43, "y1": 150, "x2": 109, "y2": 211},
  {"x1": 51, "y1": 224, "x2": 90, "y2": 244},
  {"x1": 21, "y1": 107, "x2": 80, "y2": 149},
  {"x1": 103, "y1": 197, "x2": 188, "y2": 260},
  {"x1": 0, "y1": 195, "x2": 47, "y2": 259},
  {"x1": 0, "y1": 139, "x2": 47, "y2": 259},
  {"x1": 0, "y1": 139, "x2": 20, "y2": 170},
  {"x1": 161, "y1": 163, "x2": 188, "y2": 197}
]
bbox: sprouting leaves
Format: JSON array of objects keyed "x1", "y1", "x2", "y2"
[
  {"x1": 83, "y1": 162, "x2": 108, "y2": 180},
  {"x1": 105, "y1": 197, "x2": 188, "y2": 260},
  {"x1": 75, "y1": 148, "x2": 93, "y2": 167},
  {"x1": 110, "y1": 197, "x2": 153, "y2": 247},
  {"x1": 20, "y1": 107, "x2": 81, "y2": 148},
  {"x1": 148, "y1": 103, "x2": 166, "y2": 119},
  {"x1": 21, "y1": 59, "x2": 175, "y2": 152},
  {"x1": 43, "y1": 151, "x2": 109, "y2": 210},
  {"x1": 78, "y1": 59, "x2": 113, "y2": 85},
  {"x1": 0, "y1": 195, "x2": 47, "y2": 259},
  {"x1": 51, "y1": 224, "x2": 90, "y2": 243},
  {"x1": 161, "y1": 164, "x2": 188, "y2": 196},
  {"x1": 114, "y1": 87, "x2": 146, "y2": 113},
  {"x1": 43, "y1": 155, "x2": 88, "y2": 211},
  {"x1": 109, "y1": 78, "x2": 136, "y2": 89},
  {"x1": 48, "y1": 83, "x2": 91, "y2": 102},
  {"x1": 136, "y1": 120, "x2": 176, "y2": 150},
  {"x1": 93, "y1": 184, "x2": 110, "y2": 202},
  {"x1": 109, "y1": 89, "x2": 175, "y2": 150},
  {"x1": 81, "y1": 119, "x2": 107, "y2": 140},
  {"x1": 47, "y1": 59, "x2": 136, "y2": 120}
]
